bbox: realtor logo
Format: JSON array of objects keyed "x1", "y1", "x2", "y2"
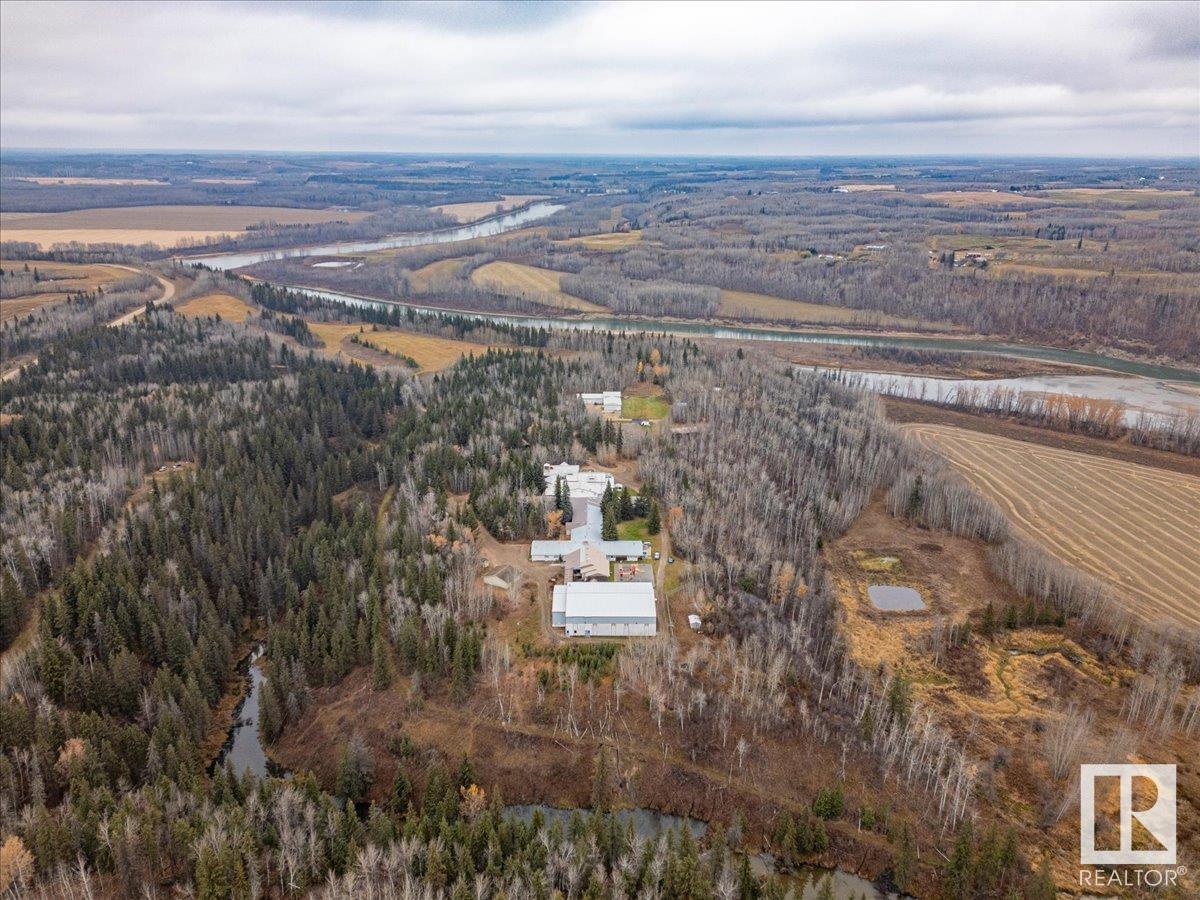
[{"x1": 1080, "y1": 764, "x2": 1176, "y2": 865}]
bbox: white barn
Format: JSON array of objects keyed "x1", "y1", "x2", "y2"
[{"x1": 552, "y1": 581, "x2": 657, "y2": 637}]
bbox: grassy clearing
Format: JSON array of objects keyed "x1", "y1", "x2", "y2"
[
  {"x1": 835, "y1": 184, "x2": 896, "y2": 192},
  {"x1": 854, "y1": 552, "x2": 902, "y2": 574},
  {"x1": 175, "y1": 292, "x2": 256, "y2": 323},
  {"x1": 0, "y1": 205, "x2": 370, "y2": 249},
  {"x1": 557, "y1": 230, "x2": 643, "y2": 250},
  {"x1": 470, "y1": 260, "x2": 606, "y2": 312},
  {"x1": 1035, "y1": 188, "x2": 1194, "y2": 205},
  {"x1": 16, "y1": 176, "x2": 167, "y2": 185},
  {"x1": 622, "y1": 395, "x2": 670, "y2": 420},
  {"x1": 429, "y1": 195, "x2": 547, "y2": 223}
]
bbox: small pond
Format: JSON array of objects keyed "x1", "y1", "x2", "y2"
[{"x1": 867, "y1": 584, "x2": 926, "y2": 612}]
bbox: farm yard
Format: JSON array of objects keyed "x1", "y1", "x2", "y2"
[{"x1": 901, "y1": 423, "x2": 1200, "y2": 629}]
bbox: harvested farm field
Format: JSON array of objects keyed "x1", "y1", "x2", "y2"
[
  {"x1": 901, "y1": 423, "x2": 1200, "y2": 629},
  {"x1": 429, "y1": 194, "x2": 547, "y2": 222},
  {"x1": 556, "y1": 230, "x2": 643, "y2": 250},
  {"x1": 470, "y1": 260, "x2": 606, "y2": 312},
  {"x1": 175, "y1": 292, "x2": 256, "y2": 322},
  {"x1": 0, "y1": 204, "x2": 370, "y2": 249}
]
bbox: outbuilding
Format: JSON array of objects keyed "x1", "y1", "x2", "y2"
[{"x1": 552, "y1": 581, "x2": 657, "y2": 637}]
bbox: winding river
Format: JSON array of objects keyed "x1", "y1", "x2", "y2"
[{"x1": 180, "y1": 202, "x2": 1198, "y2": 399}]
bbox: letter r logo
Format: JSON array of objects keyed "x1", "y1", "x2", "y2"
[{"x1": 1080, "y1": 764, "x2": 1176, "y2": 865}]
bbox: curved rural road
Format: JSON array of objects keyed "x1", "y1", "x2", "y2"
[{"x1": 107, "y1": 270, "x2": 176, "y2": 327}]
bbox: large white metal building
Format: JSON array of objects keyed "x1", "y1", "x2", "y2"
[
  {"x1": 577, "y1": 391, "x2": 623, "y2": 413},
  {"x1": 552, "y1": 581, "x2": 657, "y2": 637}
]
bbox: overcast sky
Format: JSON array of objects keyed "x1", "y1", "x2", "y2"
[{"x1": 2, "y1": 0, "x2": 1197, "y2": 156}]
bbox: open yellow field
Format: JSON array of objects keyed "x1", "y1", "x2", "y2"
[
  {"x1": 430, "y1": 195, "x2": 547, "y2": 223},
  {"x1": 307, "y1": 321, "x2": 491, "y2": 372},
  {"x1": 175, "y1": 292, "x2": 256, "y2": 323},
  {"x1": 358, "y1": 329, "x2": 492, "y2": 372},
  {"x1": 0, "y1": 205, "x2": 370, "y2": 249},
  {"x1": 557, "y1": 230, "x2": 643, "y2": 250},
  {"x1": 470, "y1": 260, "x2": 606, "y2": 312},
  {"x1": 405, "y1": 257, "x2": 467, "y2": 291},
  {"x1": 901, "y1": 423, "x2": 1200, "y2": 630},
  {"x1": 15, "y1": 176, "x2": 167, "y2": 186},
  {"x1": 1, "y1": 259, "x2": 131, "y2": 321},
  {"x1": 1035, "y1": 188, "x2": 1194, "y2": 205},
  {"x1": 923, "y1": 190, "x2": 1033, "y2": 206}
]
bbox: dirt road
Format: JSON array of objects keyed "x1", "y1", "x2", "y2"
[{"x1": 107, "y1": 271, "x2": 176, "y2": 326}]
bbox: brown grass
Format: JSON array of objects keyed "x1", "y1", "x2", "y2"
[
  {"x1": 405, "y1": 257, "x2": 468, "y2": 292},
  {"x1": 716, "y1": 288, "x2": 934, "y2": 329},
  {"x1": 429, "y1": 195, "x2": 548, "y2": 223},
  {"x1": 307, "y1": 321, "x2": 491, "y2": 373},
  {"x1": 557, "y1": 230, "x2": 643, "y2": 250},
  {"x1": 828, "y1": 499, "x2": 1199, "y2": 891},
  {"x1": 470, "y1": 261, "x2": 606, "y2": 312},
  {"x1": 900, "y1": 423, "x2": 1200, "y2": 629},
  {"x1": 0, "y1": 205, "x2": 370, "y2": 249},
  {"x1": 357, "y1": 329, "x2": 492, "y2": 372},
  {"x1": 175, "y1": 292, "x2": 256, "y2": 323}
]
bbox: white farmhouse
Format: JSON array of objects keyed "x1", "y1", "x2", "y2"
[
  {"x1": 552, "y1": 581, "x2": 657, "y2": 637},
  {"x1": 578, "y1": 391, "x2": 623, "y2": 414}
]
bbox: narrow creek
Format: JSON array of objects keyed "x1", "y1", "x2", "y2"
[
  {"x1": 210, "y1": 643, "x2": 288, "y2": 779},
  {"x1": 211, "y1": 665, "x2": 900, "y2": 900}
]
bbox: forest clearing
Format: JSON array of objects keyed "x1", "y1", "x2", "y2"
[
  {"x1": 900, "y1": 423, "x2": 1200, "y2": 629},
  {"x1": 175, "y1": 291, "x2": 256, "y2": 322},
  {"x1": 556, "y1": 230, "x2": 643, "y2": 249},
  {"x1": 306, "y1": 320, "x2": 493, "y2": 372}
]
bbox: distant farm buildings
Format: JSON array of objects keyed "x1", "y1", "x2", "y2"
[
  {"x1": 552, "y1": 581, "x2": 657, "y2": 637},
  {"x1": 578, "y1": 390, "x2": 622, "y2": 414}
]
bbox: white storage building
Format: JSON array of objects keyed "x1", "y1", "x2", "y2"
[
  {"x1": 552, "y1": 581, "x2": 657, "y2": 637},
  {"x1": 578, "y1": 391, "x2": 623, "y2": 413}
]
